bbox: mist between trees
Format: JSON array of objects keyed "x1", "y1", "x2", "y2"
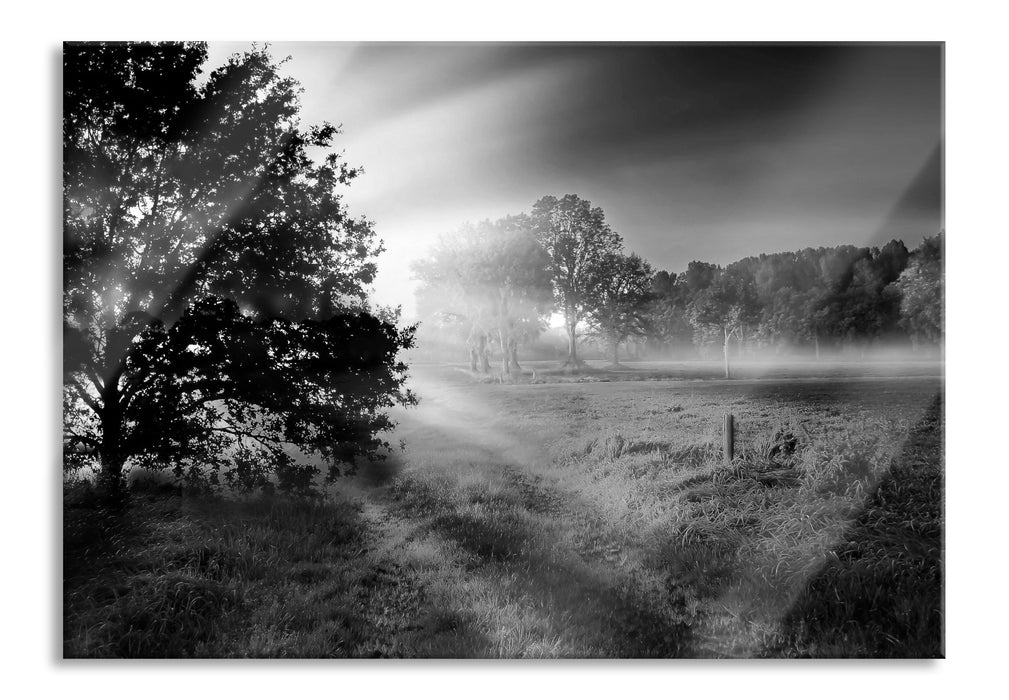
[{"x1": 411, "y1": 196, "x2": 943, "y2": 377}]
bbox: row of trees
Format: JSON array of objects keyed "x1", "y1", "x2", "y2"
[
  {"x1": 413, "y1": 196, "x2": 943, "y2": 378},
  {"x1": 413, "y1": 195, "x2": 654, "y2": 373},
  {"x1": 646, "y1": 234, "x2": 943, "y2": 366}
]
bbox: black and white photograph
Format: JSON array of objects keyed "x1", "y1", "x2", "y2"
[{"x1": 60, "y1": 40, "x2": 944, "y2": 660}]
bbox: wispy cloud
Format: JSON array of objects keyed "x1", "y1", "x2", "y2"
[{"x1": 206, "y1": 42, "x2": 942, "y2": 313}]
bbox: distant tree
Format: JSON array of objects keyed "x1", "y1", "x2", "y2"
[
  {"x1": 585, "y1": 252, "x2": 654, "y2": 366},
  {"x1": 646, "y1": 241, "x2": 919, "y2": 363},
  {"x1": 642, "y1": 270, "x2": 696, "y2": 357},
  {"x1": 413, "y1": 253, "x2": 495, "y2": 374},
  {"x1": 530, "y1": 194, "x2": 623, "y2": 367},
  {"x1": 687, "y1": 267, "x2": 760, "y2": 378},
  {"x1": 876, "y1": 239, "x2": 912, "y2": 286},
  {"x1": 412, "y1": 217, "x2": 553, "y2": 375},
  {"x1": 680, "y1": 260, "x2": 719, "y2": 297},
  {"x1": 751, "y1": 252, "x2": 815, "y2": 354},
  {"x1": 894, "y1": 233, "x2": 943, "y2": 350},
  {"x1": 804, "y1": 242, "x2": 908, "y2": 356},
  {"x1": 756, "y1": 286, "x2": 807, "y2": 351},
  {"x1": 63, "y1": 42, "x2": 415, "y2": 495},
  {"x1": 835, "y1": 259, "x2": 895, "y2": 354}
]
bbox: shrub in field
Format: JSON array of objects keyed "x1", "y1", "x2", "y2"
[
  {"x1": 600, "y1": 434, "x2": 628, "y2": 459},
  {"x1": 582, "y1": 433, "x2": 628, "y2": 459},
  {"x1": 708, "y1": 423, "x2": 806, "y2": 488},
  {"x1": 749, "y1": 425, "x2": 800, "y2": 464}
]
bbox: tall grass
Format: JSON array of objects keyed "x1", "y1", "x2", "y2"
[{"x1": 64, "y1": 379, "x2": 942, "y2": 658}]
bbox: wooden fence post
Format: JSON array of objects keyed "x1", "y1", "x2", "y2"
[{"x1": 723, "y1": 413, "x2": 734, "y2": 464}]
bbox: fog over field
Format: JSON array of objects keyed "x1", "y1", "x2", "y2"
[{"x1": 63, "y1": 41, "x2": 943, "y2": 659}]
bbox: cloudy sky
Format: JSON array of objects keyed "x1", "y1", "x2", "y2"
[{"x1": 208, "y1": 42, "x2": 942, "y2": 315}]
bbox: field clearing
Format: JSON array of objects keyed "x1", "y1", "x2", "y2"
[
  {"x1": 64, "y1": 363, "x2": 943, "y2": 658},
  {"x1": 406, "y1": 356, "x2": 944, "y2": 383}
]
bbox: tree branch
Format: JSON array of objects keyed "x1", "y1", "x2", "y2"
[{"x1": 68, "y1": 377, "x2": 101, "y2": 414}]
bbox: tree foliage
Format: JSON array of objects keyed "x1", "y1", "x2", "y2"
[
  {"x1": 63, "y1": 42, "x2": 414, "y2": 493},
  {"x1": 895, "y1": 233, "x2": 943, "y2": 347},
  {"x1": 530, "y1": 194, "x2": 623, "y2": 366},
  {"x1": 585, "y1": 252, "x2": 654, "y2": 365},
  {"x1": 644, "y1": 238, "x2": 941, "y2": 361},
  {"x1": 687, "y1": 264, "x2": 760, "y2": 377},
  {"x1": 412, "y1": 217, "x2": 553, "y2": 375},
  {"x1": 411, "y1": 188, "x2": 942, "y2": 368}
]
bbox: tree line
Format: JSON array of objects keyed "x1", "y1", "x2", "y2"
[{"x1": 413, "y1": 195, "x2": 943, "y2": 378}]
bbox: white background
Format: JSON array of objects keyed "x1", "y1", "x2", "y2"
[{"x1": 3, "y1": 1, "x2": 1003, "y2": 697}]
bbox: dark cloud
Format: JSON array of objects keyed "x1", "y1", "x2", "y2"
[
  {"x1": 207, "y1": 42, "x2": 942, "y2": 308},
  {"x1": 872, "y1": 142, "x2": 943, "y2": 247}
]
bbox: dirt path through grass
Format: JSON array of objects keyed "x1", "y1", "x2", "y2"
[
  {"x1": 353, "y1": 368, "x2": 762, "y2": 656},
  {"x1": 341, "y1": 364, "x2": 943, "y2": 657},
  {"x1": 343, "y1": 368, "x2": 707, "y2": 656}
]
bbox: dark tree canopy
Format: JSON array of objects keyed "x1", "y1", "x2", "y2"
[
  {"x1": 63, "y1": 42, "x2": 415, "y2": 493},
  {"x1": 641, "y1": 236, "x2": 940, "y2": 363},
  {"x1": 585, "y1": 252, "x2": 654, "y2": 366},
  {"x1": 64, "y1": 42, "x2": 381, "y2": 327}
]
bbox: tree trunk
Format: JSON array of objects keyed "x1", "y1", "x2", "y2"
[
  {"x1": 723, "y1": 327, "x2": 731, "y2": 379},
  {"x1": 477, "y1": 334, "x2": 490, "y2": 373},
  {"x1": 611, "y1": 338, "x2": 620, "y2": 366},
  {"x1": 499, "y1": 328, "x2": 511, "y2": 376},
  {"x1": 813, "y1": 332, "x2": 820, "y2": 361},
  {"x1": 498, "y1": 293, "x2": 512, "y2": 376},
  {"x1": 469, "y1": 345, "x2": 478, "y2": 372},
  {"x1": 509, "y1": 339, "x2": 521, "y2": 372},
  {"x1": 97, "y1": 371, "x2": 128, "y2": 498},
  {"x1": 563, "y1": 311, "x2": 579, "y2": 368},
  {"x1": 98, "y1": 428, "x2": 125, "y2": 480}
]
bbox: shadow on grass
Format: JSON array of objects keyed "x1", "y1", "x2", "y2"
[
  {"x1": 769, "y1": 393, "x2": 944, "y2": 658},
  {"x1": 63, "y1": 484, "x2": 495, "y2": 658},
  {"x1": 385, "y1": 466, "x2": 696, "y2": 658},
  {"x1": 353, "y1": 449, "x2": 407, "y2": 488}
]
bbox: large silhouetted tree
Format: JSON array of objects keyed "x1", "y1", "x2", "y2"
[
  {"x1": 530, "y1": 194, "x2": 623, "y2": 367},
  {"x1": 63, "y1": 42, "x2": 415, "y2": 494}
]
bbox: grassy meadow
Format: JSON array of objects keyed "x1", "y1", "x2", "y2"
[{"x1": 63, "y1": 361, "x2": 943, "y2": 658}]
